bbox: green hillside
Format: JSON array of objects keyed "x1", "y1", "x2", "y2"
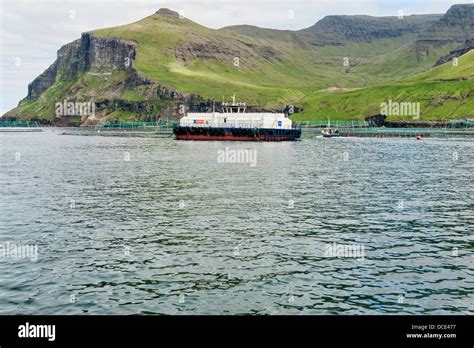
[
  {"x1": 92, "y1": 11, "x2": 444, "y2": 109},
  {"x1": 292, "y1": 49, "x2": 474, "y2": 121},
  {"x1": 4, "y1": 6, "x2": 473, "y2": 124},
  {"x1": 98, "y1": 11, "x2": 454, "y2": 102}
]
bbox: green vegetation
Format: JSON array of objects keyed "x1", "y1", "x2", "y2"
[
  {"x1": 14, "y1": 80, "x2": 77, "y2": 122},
  {"x1": 121, "y1": 88, "x2": 143, "y2": 102},
  {"x1": 93, "y1": 13, "x2": 436, "y2": 103},
  {"x1": 92, "y1": 11, "x2": 472, "y2": 121},
  {"x1": 107, "y1": 109, "x2": 138, "y2": 121},
  {"x1": 9, "y1": 71, "x2": 133, "y2": 122},
  {"x1": 408, "y1": 50, "x2": 474, "y2": 81},
  {"x1": 294, "y1": 80, "x2": 474, "y2": 121},
  {"x1": 293, "y1": 50, "x2": 474, "y2": 121},
  {"x1": 7, "y1": 8, "x2": 473, "y2": 123}
]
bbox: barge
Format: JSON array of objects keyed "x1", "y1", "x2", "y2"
[{"x1": 173, "y1": 95, "x2": 301, "y2": 141}]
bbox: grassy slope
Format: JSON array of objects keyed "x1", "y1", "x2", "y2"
[
  {"x1": 8, "y1": 10, "x2": 468, "y2": 122},
  {"x1": 94, "y1": 14, "x2": 311, "y2": 108},
  {"x1": 93, "y1": 12, "x2": 449, "y2": 111},
  {"x1": 14, "y1": 71, "x2": 131, "y2": 122},
  {"x1": 292, "y1": 50, "x2": 474, "y2": 122}
]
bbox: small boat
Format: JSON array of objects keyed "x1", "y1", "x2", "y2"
[
  {"x1": 321, "y1": 118, "x2": 340, "y2": 138},
  {"x1": 321, "y1": 128, "x2": 340, "y2": 137}
]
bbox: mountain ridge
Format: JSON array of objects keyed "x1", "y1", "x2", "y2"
[{"x1": 4, "y1": 4, "x2": 474, "y2": 124}]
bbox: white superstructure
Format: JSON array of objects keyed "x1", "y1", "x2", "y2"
[
  {"x1": 179, "y1": 112, "x2": 292, "y2": 129},
  {"x1": 179, "y1": 94, "x2": 293, "y2": 130}
]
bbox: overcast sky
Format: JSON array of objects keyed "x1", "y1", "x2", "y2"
[{"x1": 1, "y1": 0, "x2": 472, "y2": 115}]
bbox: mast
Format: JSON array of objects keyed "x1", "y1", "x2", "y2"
[{"x1": 221, "y1": 93, "x2": 246, "y2": 113}]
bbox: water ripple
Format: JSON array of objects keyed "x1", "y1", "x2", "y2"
[{"x1": 0, "y1": 129, "x2": 472, "y2": 314}]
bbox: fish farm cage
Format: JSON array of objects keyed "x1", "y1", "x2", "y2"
[
  {"x1": 0, "y1": 121, "x2": 41, "y2": 127},
  {"x1": 298, "y1": 120, "x2": 370, "y2": 128},
  {"x1": 95, "y1": 120, "x2": 179, "y2": 129},
  {"x1": 91, "y1": 120, "x2": 178, "y2": 137}
]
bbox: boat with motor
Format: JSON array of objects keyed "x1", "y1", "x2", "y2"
[
  {"x1": 321, "y1": 128, "x2": 340, "y2": 138},
  {"x1": 321, "y1": 118, "x2": 340, "y2": 138},
  {"x1": 173, "y1": 95, "x2": 301, "y2": 141}
]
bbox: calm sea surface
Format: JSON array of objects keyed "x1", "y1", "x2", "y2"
[{"x1": 0, "y1": 128, "x2": 472, "y2": 314}]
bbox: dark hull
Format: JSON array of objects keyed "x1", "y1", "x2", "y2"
[{"x1": 173, "y1": 126, "x2": 301, "y2": 141}]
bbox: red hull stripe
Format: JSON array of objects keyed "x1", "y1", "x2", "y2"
[{"x1": 175, "y1": 134, "x2": 293, "y2": 141}]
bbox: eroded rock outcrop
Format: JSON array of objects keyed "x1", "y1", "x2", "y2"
[
  {"x1": 5, "y1": 5, "x2": 473, "y2": 125},
  {"x1": 8, "y1": 31, "x2": 222, "y2": 125},
  {"x1": 415, "y1": 4, "x2": 474, "y2": 58},
  {"x1": 297, "y1": 14, "x2": 442, "y2": 46},
  {"x1": 435, "y1": 38, "x2": 474, "y2": 66},
  {"x1": 27, "y1": 33, "x2": 137, "y2": 100}
]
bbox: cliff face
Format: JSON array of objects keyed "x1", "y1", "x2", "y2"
[
  {"x1": 27, "y1": 33, "x2": 137, "y2": 100},
  {"x1": 415, "y1": 4, "x2": 474, "y2": 56},
  {"x1": 429, "y1": 3, "x2": 474, "y2": 41},
  {"x1": 297, "y1": 14, "x2": 442, "y2": 46},
  {"x1": 435, "y1": 38, "x2": 474, "y2": 66},
  {"x1": 7, "y1": 31, "x2": 218, "y2": 125},
  {"x1": 4, "y1": 5, "x2": 474, "y2": 124}
]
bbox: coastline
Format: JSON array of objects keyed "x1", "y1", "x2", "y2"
[{"x1": 2, "y1": 117, "x2": 474, "y2": 129}]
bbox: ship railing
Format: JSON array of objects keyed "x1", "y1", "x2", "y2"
[{"x1": 183, "y1": 122, "x2": 295, "y2": 129}]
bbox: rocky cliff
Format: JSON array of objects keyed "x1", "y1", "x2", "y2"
[
  {"x1": 415, "y1": 4, "x2": 474, "y2": 57},
  {"x1": 435, "y1": 38, "x2": 474, "y2": 66},
  {"x1": 297, "y1": 14, "x2": 441, "y2": 46},
  {"x1": 4, "y1": 5, "x2": 473, "y2": 124},
  {"x1": 5, "y1": 31, "x2": 220, "y2": 125},
  {"x1": 417, "y1": 4, "x2": 474, "y2": 43},
  {"x1": 27, "y1": 33, "x2": 137, "y2": 100}
]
